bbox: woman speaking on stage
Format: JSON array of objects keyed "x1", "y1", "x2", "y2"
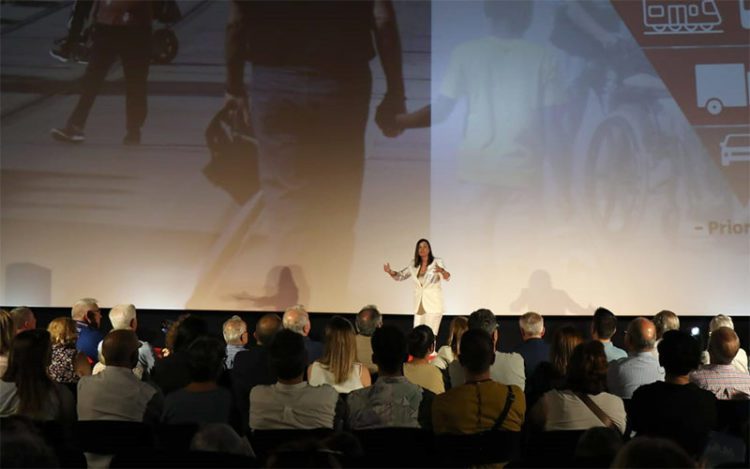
[{"x1": 384, "y1": 239, "x2": 450, "y2": 335}]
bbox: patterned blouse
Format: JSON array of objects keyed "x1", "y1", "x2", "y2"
[{"x1": 49, "y1": 344, "x2": 79, "y2": 384}]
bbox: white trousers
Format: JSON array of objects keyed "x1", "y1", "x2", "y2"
[{"x1": 413, "y1": 302, "x2": 443, "y2": 337}]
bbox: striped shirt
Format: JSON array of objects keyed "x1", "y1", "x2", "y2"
[
  {"x1": 689, "y1": 364, "x2": 750, "y2": 400},
  {"x1": 607, "y1": 352, "x2": 665, "y2": 399}
]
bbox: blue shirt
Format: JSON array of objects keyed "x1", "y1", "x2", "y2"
[
  {"x1": 607, "y1": 351, "x2": 665, "y2": 399},
  {"x1": 602, "y1": 341, "x2": 628, "y2": 362},
  {"x1": 76, "y1": 321, "x2": 104, "y2": 364},
  {"x1": 514, "y1": 338, "x2": 550, "y2": 378}
]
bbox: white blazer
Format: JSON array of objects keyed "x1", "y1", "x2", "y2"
[{"x1": 393, "y1": 258, "x2": 446, "y2": 315}]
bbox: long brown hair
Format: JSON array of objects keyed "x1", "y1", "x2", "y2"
[
  {"x1": 550, "y1": 325, "x2": 584, "y2": 378},
  {"x1": 447, "y1": 316, "x2": 469, "y2": 355},
  {"x1": 413, "y1": 238, "x2": 435, "y2": 268},
  {"x1": 2, "y1": 329, "x2": 54, "y2": 417},
  {"x1": 319, "y1": 316, "x2": 357, "y2": 384},
  {"x1": 0, "y1": 309, "x2": 14, "y2": 356},
  {"x1": 567, "y1": 341, "x2": 608, "y2": 395}
]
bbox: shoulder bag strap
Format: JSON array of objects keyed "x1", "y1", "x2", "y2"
[
  {"x1": 491, "y1": 385, "x2": 516, "y2": 431},
  {"x1": 575, "y1": 392, "x2": 620, "y2": 433}
]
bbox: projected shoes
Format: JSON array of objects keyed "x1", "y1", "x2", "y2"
[
  {"x1": 51, "y1": 125, "x2": 85, "y2": 143},
  {"x1": 123, "y1": 130, "x2": 141, "y2": 145}
]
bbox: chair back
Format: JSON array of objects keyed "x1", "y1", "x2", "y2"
[
  {"x1": 73, "y1": 420, "x2": 155, "y2": 454},
  {"x1": 249, "y1": 428, "x2": 333, "y2": 464},
  {"x1": 435, "y1": 430, "x2": 521, "y2": 466},
  {"x1": 352, "y1": 427, "x2": 434, "y2": 467}
]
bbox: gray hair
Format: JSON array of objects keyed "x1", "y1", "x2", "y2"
[
  {"x1": 355, "y1": 305, "x2": 382, "y2": 336},
  {"x1": 71, "y1": 298, "x2": 98, "y2": 320},
  {"x1": 109, "y1": 304, "x2": 136, "y2": 330},
  {"x1": 468, "y1": 308, "x2": 498, "y2": 336},
  {"x1": 223, "y1": 315, "x2": 247, "y2": 344},
  {"x1": 519, "y1": 312, "x2": 544, "y2": 336},
  {"x1": 708, "y1": 314, "x2": 734, "y2": 333},
  {"x1": 282, "y1": 304, "x2": 309, "y2": 335},
  {"x1": 9, "y1": 307, "x2": 34, "y2": 330}
]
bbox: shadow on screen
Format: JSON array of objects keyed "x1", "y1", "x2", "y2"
[
  {"x1": 229, "y1": 265, "x2": 307, "y2": 311},
  {"x1": 510, "y1": 269, "x2": 591, "y2": 316}
]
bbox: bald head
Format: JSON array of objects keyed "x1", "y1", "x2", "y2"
[
  {"x1": 626, "y1": 317, "x2": 657, "y2": 353},
  {"x1": 708, "y1": 327, "x2": 740, "y2": 365},
  {"x1": 255, "y1": 313, "x2": 283, "y2": 345},
  {"x1": 102, "y1": 329, "x2": 139, "y2": 368},
  {"x1": 282, "y1": 305, "x2": 310, "y2": 336}
]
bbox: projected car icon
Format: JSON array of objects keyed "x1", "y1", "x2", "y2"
[{"x1": 720, "y1": 133, "x2": 750, "y2": 166}]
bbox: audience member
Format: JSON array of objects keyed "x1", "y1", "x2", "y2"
[
  {"x1": 354, "y1": 304, "x2": 382, "y2": 374},
  {"x1": 447, "y1": 309, "x2": 525, "y2": 390},
  {"x1": 10, "y1": 307, "x2": 36, "y2": 334},
  {"x1": 573, "y1": 427, "x2": 623, "y2": 468},
  {"x1": 591, "y1": 307, "x2": 626, "y2": 362},
  {"x1": 433, "y1": 329, "x2": 526, "y2": 434},
  {"x1": 93, "y1": 303, "x2": 156, "y2": 378},
  {"x1": 223, "y1": 315, "x2": 248, "y2": 369},
  {"x1": 630, "y1": 330, "x2": 717, "y2": 459},
  {"x1": 700, "y1": 314, "x2": 748, "y2": 373},
  {"x1": 47, "y1": 317, "x2": 90, "y2": 384},
  {"x1": 526, "y1": 325, "x2": 584, "y2": 409},
  {"x1": 514, "y1": 312, "x2": 549, "y2": 378},
  {"x1": 611, "y1": 436, "x2": 697, "y2": 468},
  {"x1": 250, "y1": 329, "x2": 340, "y2": 430},
  {"x1": 653, "y1": 309, "x2": 680, "y2": 347},
  {"x1": 607, "y1": 317, "x2": 664, "y2": 398},
  {"x1": 0, "y1": 310, "x2": 14, "y2": 376},
  {"x1": 403, "y1": 325, "x2": 445, "y2": 394},
  {"x1": 283, "y1": 304, "x2": 324, "y2": 363},
  {"x1": 690, "y1": 327, "x2": 750, "y2": 399},
  {"x1": 190, "y1": 423, "x2": 255, "y2": 457},
  {"x1": 77, "y1": 330, "x2": 162, "y2": 423},
  {"x1": 530, "y1": 341, "x2": 626, "y2": 434},
  {"x1": 152, "y1": 315, "x2": 208, "y2": 395},
  {"x1": 348, "y1": 325, "x2": 433, "y2": 429},
  {"x1": 434, "y1": 316, "x2": 468, "y2": 370},
  {"x1": 0, "y1": 415, "x2": 59, "y2": 468},
  {"x1": 232, "y1": 313, "x2": 282, "y2": 432},
  {"x1": 0, "y1": 329, "x2": 75, "y2": 422},
  {"x1": 162, "y1": 336, "x2": 233, "y2": 425},
  {"x1": 71, "y1": 298, "x2": 104, "y2": 363},
  {"x1": 308, "y1": 316, "x2": 371, "y2": 393}
]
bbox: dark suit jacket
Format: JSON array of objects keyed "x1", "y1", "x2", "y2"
[
  {"x1": 514, "y1": 338, "x2": 549, "y2": 379},
  {"x1": 304, "y1": 336, "x2": 324, "y2": 364},
  {"x1": 231, "y1": 346, "x2": 276, "y2": 433}
]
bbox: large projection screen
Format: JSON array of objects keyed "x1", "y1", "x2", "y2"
[{"x1": 1, "y1": 0, "x2": 748, "y2": 316}]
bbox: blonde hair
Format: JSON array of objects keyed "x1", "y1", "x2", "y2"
[
  {"x1": 223, "y1": 315, "x2": 247, "y2": 344},
  {"x1": 447, "y1": 316, "x2": 469, "y2": 354},
  {"x1": 708, "y1": 314, "x2": 734, "y2": 333},
  {"x1": 0, "y1": 309, "x2": 14, "y2": 356},
  {"x1": 47, "y1": 317, "x2": 78, "y2": 346},
  {"x1": 320, "y1": 316, "x2": 356, "y2": 384},
  {"x1": 653, "y1": 310, "x2": 679, "y2": 338}
]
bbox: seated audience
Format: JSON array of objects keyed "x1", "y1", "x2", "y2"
[
  {"x1": 347, "y1": 325, "x2": 433, "y2": 429},
  {"x1": 607, "y1": 317, "x2": 664, "y2": 398},
  {"x1": 283, "y1": 304, "x2": 323, "y2": 364},
  {"x1": 223, "y1": 315, "x2": 248, "y2": 370},
  {"x1": 525, "y1": 325, "x2": 584, "y2": 409},
  {"x1": 354, "y1": 304, "x2": 382, "y2": 374},
  {"x1": 190, "y1": 423, "x2": 255, "y2": 457},
  {"x1": 71, "y1": 298, "x2": 104, "y2": 363},
  {"x1": 93, "y1": 304, "x2": 156, "y2": 379},
  {"x1": 690, "y1": 326, "x2": 750, "y2": 399},
  {"x1": 611, "y1": 436, "x2": 697, "y2": 468},
  {"x1": 447, "y1": 309, "x2": 525, "y2": 390},
  {"x1": 162, "y1": 336, "x2": 233, "y2": 425},
  {"x1": 0, "y1": 415, "x2": 59, "y2": 468},
  {"x1": 630, "y1": 330, "x2": 717, "y2": 459},
  {"x1": 47, "y1": 317, "x2": 90, "y2": 384},
  {"x1": 308, "y1": 316, "x2": 370, "y2": 393},
  {"x1": 574, "y1": 427, "x2": 623, "y2": 468},
  {"x1": 77, "y1": 330, "x2": 163, "y2": 423},
  {"x1": 591, "y1": 307, "x2": 626, "y2": 362},
  {"x1": 433, "y1": 329, "x2": 526, "y2": 434},
  {"x1": 0, "y1": 329, "x2": 75, "y2": 422},
  {"x1": 152, "y1": 315, "x2": 208, "y2": 395},
  {"x1": 653, "y1": 310, "x2": 680, "y2": 351},
  {"x1": 530, "y1": 341, "x2": 626, "y2": 434},
  {"x1": 434, "y1": 316, "x2": 468, "y2": 370},
  {"x1": 232, "y1": 313, "x2": 282, "y2": 431},
  {"x1": 10, "y1": 307, "x2": 36, "y2": 335},
  {"x1": 514, "y1": 312, "x2": 549, "y2": 379},
  {"x1": 403, "y1": 325, "x2": 445, "y2": 394},
  {"x1": 250, "y1": 329, "x2": 340, "y2": 430},
  {"x1": 0, "y1": 310, "x2": 15, "y2": 376},
  {"x1": 700, "y1": 314, "x2": 748, "y2": 373}
]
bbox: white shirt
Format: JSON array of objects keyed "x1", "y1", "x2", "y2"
[
  {"x1": 250, "y1": 382, "x2": 339, "y2": 430},
  {"x1": 393, "y1": 258, "x2": 447, "y2": 315},
  {"x1": 308, "y1": 361, "x2": 364, "y2": 394},
  {"x1": 448, "y1": 351, "x2": 525, "y2": 390},
  {"x1": 538, "y1": 389, "x2": 626, "y2": 434}
]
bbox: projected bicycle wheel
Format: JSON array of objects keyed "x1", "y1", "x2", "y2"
[{"x1": 584, "y1": 115, "x2": 648, "y2": 234}]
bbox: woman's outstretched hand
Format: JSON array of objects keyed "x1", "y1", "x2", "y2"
[{"x1": 383, "y1": 263, "x2": 394, "y2": 276}]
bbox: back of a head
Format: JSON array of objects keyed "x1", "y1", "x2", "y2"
[
  {"x1": 283, "y1": 305, "x2": 309, "y2": 335},
  {"x1": 222, "y1": 315, "x2": 247, "y2": 345},
  {"x1": 468, "y1": 308, "x2": 498, "y2": 337},
  {"x1": 255, "y1": 313, "x2": 283, "y2": 345},
  {"x1": 407, "y1": 325, "x2": 434, "y2": 359},
  {"x1": 658, "y1": 330, "x2": 701, "y2": 376},
  {"x1": 269, "y1": 329, "x2": 308, "y2": 380},
  {"x1": 109, "y1": 304, "x2": 137, "y2": 330},
  {"x1": 3, "y1": 330, "x2": 53, "y2": 416},
  {"x1": 551, "y1": 325, "x2": 584, "y2": 377},
  {"x1": 519, "y1": 312, "x2": 544, "y2": 337},
  {"x1": 708, "y1": 314, "x2": 734, "y2": 333},
  {"x1": 187, "y1": 336, "x2": 226, "y2": 382},
  {"x1": 611, "y1": 436, "x2": 696, "y2": 468},
  {"x1": 448, "y1": 316, "x2": 469, "y2": 353},
  {"x1": 458, "y1": 329, "x2": 495, "y2": 375},
  {"x1": 355, "y1": 305, "x2": 382, "y2": 337},
  {"x1": 626, "y1": 317, "x2": 657, "y2": 353},
  {"x1": 708, "y1": 327, "x2": 740, "y2": 365},
  {"x1": 566, "y1": 341, "x2": 608, "y2": 395},
  {"x1": 71, "y1": 298, "x2": 97, "y2": 321},
  {"x1": 173, "y1": 316, "x2": 208, "y2": 353},
  {"x1": 322, "y1": 316, "x2": 356, "y2": 383},
  {"x1": 0, "y1": 309, "x2": 15, "y2": 356},
  {"x1": 0, "y1": 416, "x2": 58, "y2": 468},
  {"x1": 574, "y1": 427, "x2": 623, "y2": 468},
  {"x1": 101, "y1": 329, "x2": 139, "y2": 367},
  {"x1": 483, "y1": 0, "x2": 533, "y2": 36},
  {"x1": 371, "y1": 325, "x2": 407, "y2": 374},
  {"x1": 592, "y1": 307, "x2": 617, "y2": 340},
  {"x1": 653, "y1": 310, "x2": 680, "y2": 338},
  {"x1": 190, "y1": 423, "x2": 254, "y2": 456},
  {"x1": 46, "y1": 317, "x2": 78, "y2": 347},
  {"x1": 10, "y1": 307, "x2": 34, "y2": 331}
]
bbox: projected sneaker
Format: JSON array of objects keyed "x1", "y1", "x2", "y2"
[
  {"x1": 51, "y1": 125, "x2": 85, "y2": 143},
  {"x1": 49, "y1": 38, "x2": 72, "y2": 63}
]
